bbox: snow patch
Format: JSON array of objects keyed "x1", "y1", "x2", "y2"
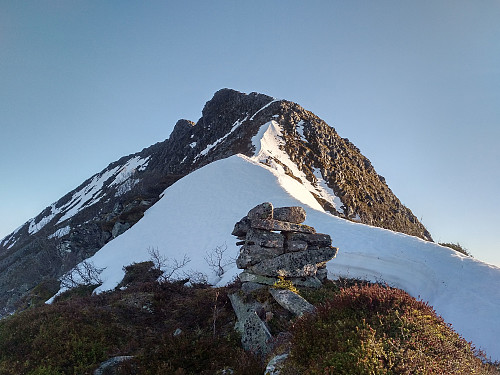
[
  {"x1": 194, "y1": 116, "x2": 248, "y2": 161},
  {"x1": 48, "y1": 225, "x2": 70, "y2": 239},
  {"x1": 28, "y1": 204, "x2": 58, "y2": 234},
  {"x1": 249, "y1": 99, "x2": 279, "y2": 120},
  {"x1": 312, "y1": 168, "x2": 344, "y2": 214},
  {"x1": 296, "y1": 120, "x2": 306, "y2": 140}
]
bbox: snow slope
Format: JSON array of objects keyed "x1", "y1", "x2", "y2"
[{"x1": 56, "y1": 153, "x2": 500, "y2": 361}]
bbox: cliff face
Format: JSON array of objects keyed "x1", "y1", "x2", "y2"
[{"x1": 0, "y1": 88, "x2": 431, "y2": 316}]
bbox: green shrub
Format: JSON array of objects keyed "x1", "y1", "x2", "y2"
[{"x1": 284, "y1": 284, "x2": 497, "y2": 374}]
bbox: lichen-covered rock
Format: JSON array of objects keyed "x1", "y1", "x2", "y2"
[
  {"x1": 286, "y1": 240, "x2": 308, "y2": 252},
  {"x1": 245, "y1": 228, "x2": 284, "y2": 248},
  {"x1": 238, "y1": 271, "x2": 277, "y2": 285},
  {"x1": 265, "y1": 352, "x2": 289, "y2": 375},
  {"x1": 273, "y1": 206, "x2": 306, "y2": 224},
  {"x1": 247, "y1": 202, "x2": 273, "y2": 220},
  {"x1": 231, "y1": 216, "x2": 251, "y2": 237},
  {"x1": 248, "y1": 247, "x2": 338, "y2": 277},
  {"x1": 285, "y1": 232, "x2": 332, "y2": 248},
  {"x1": 228, "y1": 293, "x2": 272, "y2": 356},
  {"x1": 269, "y1": 288, "x2": 316, "y2": 316},
  {"x1": 236, "y1": 244, "x2": 284, "y2": 269},
  {"x1": 250, "y1": 219, "x2": 316, "y2": 234}
]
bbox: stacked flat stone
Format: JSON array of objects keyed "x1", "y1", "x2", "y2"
[{"x1": 232, "y1": 202, "x2": 338, "y2": 290}]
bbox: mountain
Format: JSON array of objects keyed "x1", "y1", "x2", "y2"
[{"x1": 0, "y1": 89, "x2": 433, "y2": 317}]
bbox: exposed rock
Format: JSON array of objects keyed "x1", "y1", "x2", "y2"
[
  {"x1": 236, "y1": 244, "x2": 284, "y2": 269},
  {"x1": 247, "y1": 202, "x2": 273, "y2": 220},
  {"x1": 316, "y1": 267, "x2": 328, "y2": 281},
  {"x1": 111, "y1": 222, "x2": 131, "y2": 238},
  {"x1": 241, "y1": 281, "x2": 267, "y2": 294},
  {"x1": 228, "y1": 293, "x2": 272, "y2": 356},
  {"x1": 286, "y1": 240, "x2": 308, "y2": 252},
  {"x1": 250, "y1": 219, "x2": 316, "y2": 234},
  {"x1": 269, "y1": 288, "x2": 316, "y2": 317},
  {"x1": 231, "y1": 216, "x2": 251, "y2": 237},
  {"x1": 273, "y1": 206, "x2": 306, "y2": 224},
  {"x1": 289, "y1": 276, "x2": 322, "y2": 289},
  {"x1": 285, "y1": 232, "x2": 332, "y2": 248},
  {"x1": 265, "y1": 352, "x2": 289, "y2": 375},
  {"x1": 173, "y1": 328, "x2": 182, "y2": 336},
  {"x1": 238, "y1": 271, "x2": 277, "y2": 286},
  {"x1": 94, "y1": 356, "x2": 134, "y2": 375},
  {"x1": 245, "y1": 228, "x2": 284, "y2": 248},
  {"x1": 242, "y1": 312, "x2": 273, "y2": 356},
  {"x1": 248, "y1": 247, "x2": 337, "y2": 278}
]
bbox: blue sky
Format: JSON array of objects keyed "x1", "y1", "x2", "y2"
[{"x1": 1, "y1": 1, "x2": 499, "y2": 266}]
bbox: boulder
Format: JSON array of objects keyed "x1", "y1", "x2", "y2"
[
  {"x1": 247, "y1": 202, "x2": 273, "y2": 220},
  {"x1": 231, "y1": 216, "x2": 251, "y2": 237},
  {"x1": 273, "y1": 206, "x2": 306, "y2": 223}
]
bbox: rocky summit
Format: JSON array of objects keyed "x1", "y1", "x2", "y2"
[{"x1": 0, "y1": 88, "x2": 431, "y2": 317}]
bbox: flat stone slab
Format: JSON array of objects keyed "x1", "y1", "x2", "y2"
[
  {"x1": 228, "y1": 293, "x2": 272, "y2": 356},
  {"x1": 273, "y1": 206, "x2": 306, "y2": 223},
  {"x1": 270, "y1": 288, "x2": 316, "y2": 317},
  {"x1": 248, "y1": 247, "x2": 337, "y2": 277},
  {"x1": 246, "y1": 228, "x2": 284, "y2": 248},
  {"x1": 250, "y1": 219, "x2": 316, "y2": 234},
  {"x1": 242, "y1": 312, "x2": 273, "y2": 356},
  {"x1": 236, "y1": 244, "x2": 284, "y2": 268},
  {"x1": 286, "y1": 232, "x2": 332, "y2": 248},
  {"x1": 238, "y1": 271, "x2": 277, "y2": 286}
]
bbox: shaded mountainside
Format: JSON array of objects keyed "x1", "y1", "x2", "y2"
[{"x1": 0, "y1": 88, "x2": 430, "y2": 316}]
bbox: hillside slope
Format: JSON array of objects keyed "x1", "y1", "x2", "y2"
[{"x1": 58, "y1": 153, "x2": 500, "y2": 362}]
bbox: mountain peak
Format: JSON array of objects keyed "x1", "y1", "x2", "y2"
[{"x1": 0, "y1": 88, "x2": 431, "y2": 317}]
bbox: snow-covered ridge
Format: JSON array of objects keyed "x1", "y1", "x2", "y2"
[{"x1": 55, "y1": 153, "x2": 500, "y2": 361}]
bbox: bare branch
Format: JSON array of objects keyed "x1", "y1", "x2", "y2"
[{"x1": 204, "y1": 243, "x2": 234, "y2": 278}]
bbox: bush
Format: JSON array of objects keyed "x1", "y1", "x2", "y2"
[
  {"x1": 439, "y1": 242, "x2": 473, "y2": 257},
  {"x1": 284, "y1": 284, "x2": 497, "y2": 374}
]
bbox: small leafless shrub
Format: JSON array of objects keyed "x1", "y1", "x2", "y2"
[
  {"x1": 147, "y1": 246, "x2": 191, "y2": 282},
  {"x1": 204, "y1": 243, "x2": 234, "y2": 277},
  {"x1": 60, "y1": 260, "x2": 105, "y2": 289}
]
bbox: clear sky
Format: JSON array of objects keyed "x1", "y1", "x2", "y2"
[{"x1": 1, "y1": 1, "x2": 499, "y2": 266}]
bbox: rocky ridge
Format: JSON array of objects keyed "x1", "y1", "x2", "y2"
[{"x1": 0, "y1": 88, "x2": 431, "y2": 317}]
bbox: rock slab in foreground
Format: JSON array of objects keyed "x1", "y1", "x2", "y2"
[{"x1": 269, "y1": 288, "x2": 316, "y2": 317}]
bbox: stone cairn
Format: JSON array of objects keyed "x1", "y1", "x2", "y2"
[{"x1": 229, "y1": 202, "x2": 338, "y2": 360}]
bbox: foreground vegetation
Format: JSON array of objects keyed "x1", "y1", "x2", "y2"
[{"x1": 0, "y1": 264, "x2": 497, "y2": 374}]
